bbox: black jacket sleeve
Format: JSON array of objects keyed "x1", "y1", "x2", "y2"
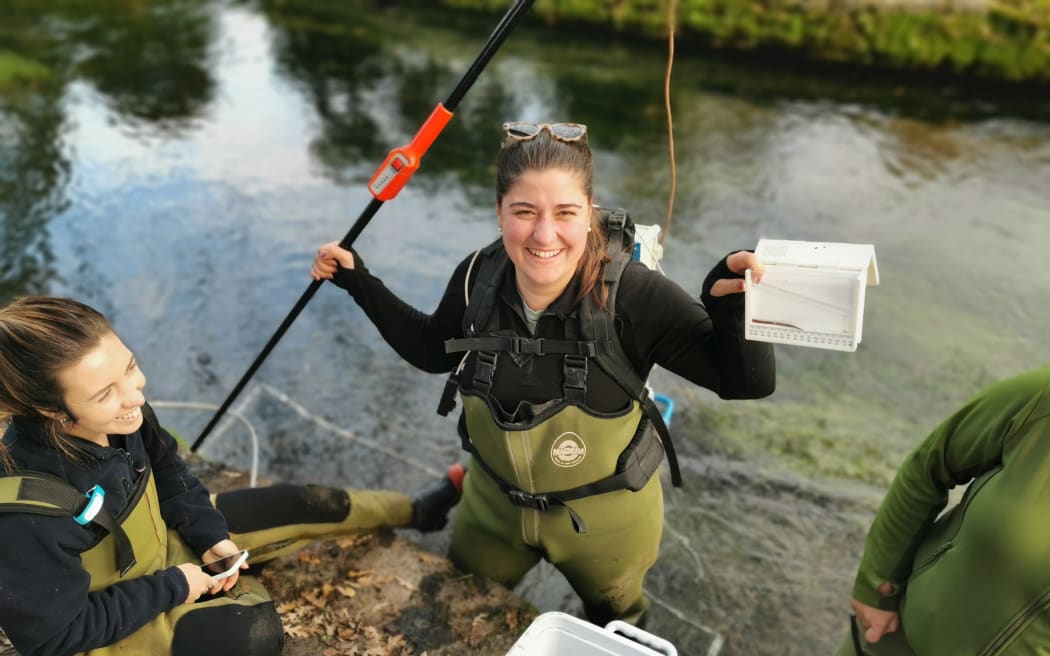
[
  {"x1": 0, "y1": 514, "x2": 188, "y2": 656},
  {"x1": 329, "y1": 249, "x2": 475, "y2": 374},
  {"x1": 618, "y1": 254, "x2": 775, "y2": 399}
]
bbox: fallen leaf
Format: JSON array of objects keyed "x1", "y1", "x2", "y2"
[
  {"x1": 285, "y1": 624, "x2": 318, "y2": 639},
  {"x1": 468, "y1": 613, "x2": 491, "y2": 646},
  {"x1": 301, "y1": 589, "x2": 328, "y2": 609}
]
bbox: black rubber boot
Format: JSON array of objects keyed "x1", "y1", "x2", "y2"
[{"x1": 410, "y1": 463, "x2": 466, "y2": 532}]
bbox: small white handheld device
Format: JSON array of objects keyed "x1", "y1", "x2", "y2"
[{"x1": 201, "y1": 549, "x2": 249, "y2": 583}]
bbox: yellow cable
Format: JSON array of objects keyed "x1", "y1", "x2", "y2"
[{"x1": 662, "y1": 0, "x2": 679, "y2": 244}]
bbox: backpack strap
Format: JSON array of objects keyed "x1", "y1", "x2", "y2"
[
  {"x1": 580, "y1": 250, "x2": 683, "y2": 488},
  {"x1": 437, "y1": 240, "x2": 507, "y2": 416},
  {"x1": 460, "y1": 238, "x2": 507, "y2": 337},
  {"x1": 0, "y1": 471, "x2": 138, "y2": 576},
  {"x1": 599, "y1": 207, "x2": 633, "y2": 255}
]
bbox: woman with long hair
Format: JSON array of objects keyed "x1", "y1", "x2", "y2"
[{"x1": 0, "y1": 295, "x2": 463, "y2": 656}]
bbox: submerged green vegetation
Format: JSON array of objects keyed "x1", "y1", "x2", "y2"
[
  {"x1": 0, "y1": 51, "x2": 52, "y2": 89},
  {"x1": 414, "y1": 0, "x2": 1050, "y2": 83}
]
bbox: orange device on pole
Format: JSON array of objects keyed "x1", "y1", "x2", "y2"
[{"x1": 368, "y1": 104, "x2": 454, "y2": 201}]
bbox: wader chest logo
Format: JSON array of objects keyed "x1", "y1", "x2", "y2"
[{"x1": 550, "y1": 432, "x2": 586, "y2": 467}]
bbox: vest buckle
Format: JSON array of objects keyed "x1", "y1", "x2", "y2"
[
  {"x1": 507, "y1": 489, "x2": 550, "y2": 511},
  {"x1": 513, "y1": 337, "x2": 545, "y2": 356}
]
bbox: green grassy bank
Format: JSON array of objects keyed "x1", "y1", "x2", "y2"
[{"x1": 417, "y1": 0, "x2": 1050, "y2": 83}]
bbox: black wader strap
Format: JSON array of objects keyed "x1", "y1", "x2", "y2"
[
  {"x1": 471, "y1": 450, "x2": 587, "y2": 534},
  {"x1": 563, "y1": 354, "x2": 588, "y2": 404},
  {"x1": 86, "y1": 503, "x2": 138, "y2": 576},
  {"x1": 15, "y1": 475, "x2": 138, "y2": 576},
  {"x1": 456, "y1": 413, "x2": 667, "y2": 534},
  {"x1": 473, "y1": 351, "x2": 497, "y2": 396},
  {"x1": 457, "y1": 416, "x2": 587, "y2": 533},
  {"x1": 641, "y1": 396, "x2": 682, "y2": 487},
  {"x1": 437, "y1": 369, "x2": 461, "y2": 417}
]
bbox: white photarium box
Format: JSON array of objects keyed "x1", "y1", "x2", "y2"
[{"x1": 744, "y1": 239, "x2": 879, "y2": 352}]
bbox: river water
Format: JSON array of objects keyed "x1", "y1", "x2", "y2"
[{"x1": 3, "y1": 2, "x2": 1050, "y2": 654}]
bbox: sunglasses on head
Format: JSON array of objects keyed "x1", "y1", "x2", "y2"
[{"x1": 502, "y1": 122, "x2": 588, "y2": 144}]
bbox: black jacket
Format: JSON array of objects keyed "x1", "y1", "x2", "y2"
[
  {"x1": 0, "y1": 412, "x2": 227, "y2": 656},
  {"x1": 332, "y1": 249, "x2": 776, "y2": 417}
]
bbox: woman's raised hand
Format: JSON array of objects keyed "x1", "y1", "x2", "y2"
[
  {"x1": 708, "y1": 250, "x2": 764, "y2": 298},
  {"x1": 311, "y1": 241, "x2": 355, "y2": 281}
]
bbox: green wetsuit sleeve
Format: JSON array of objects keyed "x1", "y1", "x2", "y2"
[{"x1": 852, "y1": 365, "x2": 1050, "y2": 609}]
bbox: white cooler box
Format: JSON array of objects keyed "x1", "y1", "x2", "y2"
[{"x1": 507, "y1": 612, "x2": 678, "y2": 656}]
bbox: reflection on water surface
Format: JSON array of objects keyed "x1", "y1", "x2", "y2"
[{"x1": 3, "y1": 2, "x2": 1050, "y2": 653}]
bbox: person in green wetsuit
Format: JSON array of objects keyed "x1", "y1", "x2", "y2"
[
  {"x1": 0, "y1": 295, "x2": 464, "y2": 656},
  {"x1": 839, "y1": 365, "x2": 1050, "y2": 655},
  {"x1": 311, "y1": 121, "x2": 776, "y2": 626}
]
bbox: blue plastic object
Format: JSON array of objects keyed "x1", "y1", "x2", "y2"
[
  {"x1": 653, "y1": 393, "x2": 675, "y2": 427},
  {"x1": 73, "y1": 485, "x2": 105, "y2": 526}
]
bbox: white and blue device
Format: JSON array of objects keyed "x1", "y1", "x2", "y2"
[{"x1": 73, "y1": 485, "x2": 105, "y2": 526}]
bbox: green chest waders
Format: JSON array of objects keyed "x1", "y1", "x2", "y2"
[
  {"x1": 452, "y1": 395, "x2": 663, "y2": 625},
  {"x1": 461, "y1": 394, "x2": 660, "y2": 533},
  {"x1": 79, "y1": 472, "x2": 273, "y2": 656},
  {"x1": 0, "y1": 470, "x2": 274, "y2": 656}
]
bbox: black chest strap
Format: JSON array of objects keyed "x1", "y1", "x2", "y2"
[{"x1": 445, "y1": 335, "x2": 599, "y2": 357}]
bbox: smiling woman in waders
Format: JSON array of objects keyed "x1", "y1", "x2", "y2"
[
  {"x1": 0, "y1": 296, "x2": 464, "y2": 656},
  {"x1": 311, "y1": 121, "x2": 776, "y2": 626}
]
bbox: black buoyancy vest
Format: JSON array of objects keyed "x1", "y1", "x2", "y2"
[
  {"x1": 0, "y1": 405, "x2": 163, "y2": 576},
  {"x1": 436, "y1": 208, "x2": 682, "y2": 512}
]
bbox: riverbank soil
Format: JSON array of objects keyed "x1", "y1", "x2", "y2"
[{"x1": 191, "y1": 457, "x2": 538, "y2": 655}]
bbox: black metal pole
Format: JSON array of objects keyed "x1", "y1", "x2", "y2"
[{"x1": 192, "y1": 0, "x2": 535, "y2": 452}]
